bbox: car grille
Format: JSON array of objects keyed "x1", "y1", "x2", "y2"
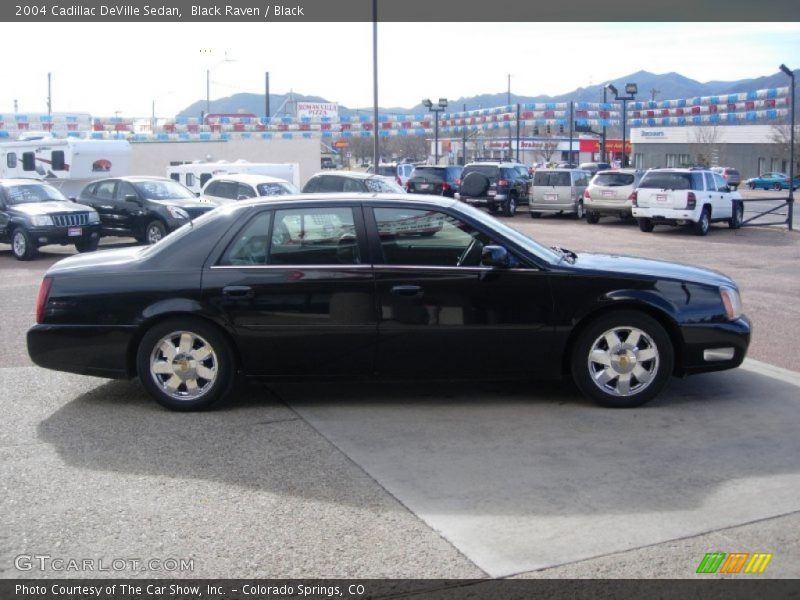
[
  {"x1": 51, "y1": 213, "x2": 92, "y2": 227},
  {"x1": 184, "y1": 206, "x2": 215, "y2": 219}
]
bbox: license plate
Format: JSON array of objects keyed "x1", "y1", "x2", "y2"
[
  {"x1": 545, "y1": 193, "x2": 558, "y2": 202},
  {"x1": 419, "y1": 183, "x2": 430, "y2": 190},
  {"x1": 488, "y1": 190, "x2": 496, "y2": 197},
  {"x1": 602, "y1": 190, "x2": 614, "y2": 198},
  {"x1": 656, "y1": 194, "x2": 667, "y2": 202},
  {"x1": 68, "y1": 227, "x2": 82, "y2": 237}
]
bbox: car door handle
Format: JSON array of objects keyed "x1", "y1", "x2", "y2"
[
  {"x1": 222, "y1": 285, "x2": 254, "y2": 299},
  {"x1": 390, "y1": 285, "x2": 424, "y2": 298}
]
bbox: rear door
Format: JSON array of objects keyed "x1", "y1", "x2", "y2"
[{"x1": 203, "y1": 203, "x2": 376, "y2": 377}]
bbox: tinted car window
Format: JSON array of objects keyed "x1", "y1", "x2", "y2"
[
  {"x1": 270, "y1": 207, "x2": 360, "y2": 265},
  {"x1": 374, "y1": 207, "x2": 489, "y2": 267},
  {"x1": 375, "y1": 166, "x2": 396, "y2": 177},
  {"x1": 219, "y1": 211, "x2": 273, "y2": 266},
  {"x1": 257, "y1": 182, "x2": 299, "y2": 196},
  {"x1": 411, "y1": 167, "x2": 447, "y2": 182},
  {"x1": 237, "y1": 184, "x2": 256, "y2": 199},
  {"x1": 343, "y1": 178, "x2": 365, "y2": 193},
  {"x1": 115, "y1": 181, "x2": 137, "y2": 200},
  {"x1": 593, "y1": 173, "x2": 636, "y2": 186},
  {"x1": 94, "y1": 180, "x2": 117, "y2": 200},
  {"x1": 534, "y1": 172, "x2": 571, "y2": 186},
  {"x1": 303, "y1": 177, "x2": 320, "y2": 193},
  {"x1": 639, "y1": 172, "x2": 701, "y2": 191},
  {"x1": 463, "y1": 165, "x2": 500, "y2": 178},
  {"x1": 316, "y1": 176, "x2": 345, "y2": 193},
  {"x1": 713, "y1": 173, "x2": 728, "y2": 190}
]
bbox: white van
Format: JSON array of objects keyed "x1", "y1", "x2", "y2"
[{"x1": 528, "y1": 169, "x2": 592, "y2": 218}]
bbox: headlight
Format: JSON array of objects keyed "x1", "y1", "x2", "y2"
[
  {"x1": 31, "y1": 215, "x2": 54, "y2": 226},
  {"x1": 88, "y1": 211, "x2": 100, "y2": 224},
  {"x1": 166, "y1": 206, "x2": 190, "y2": 220},
  {"x1": 719, "y1": 286, "x2": 743, "y2": 320}
]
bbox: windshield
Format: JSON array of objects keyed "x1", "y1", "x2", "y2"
[
  {"x1": 365, "y1": 178, "x2": 405, "y2": 193},
  {"x1": 454, "y1": 203, "x2": 560, "y2": 265},
  {"x1": 133, "y1": 180, "x2": 196, "y2": 200},
  {"x1": 257, "y1": 182, "x2": 300, "y2": 195},
  {"x1": 4, "y1": 183, "x2": 68, "y2": 205}
]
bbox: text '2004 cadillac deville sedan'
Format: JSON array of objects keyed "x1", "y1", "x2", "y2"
[{"x1": 27, "y1": 194, "x2": 750, "y2": 411}]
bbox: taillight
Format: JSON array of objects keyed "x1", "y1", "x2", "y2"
[
  {"x1": 35, "y1": 276, "x2": 53, "y2": 324},
  {"x1": 686, "y1": 191, "x2": 696, "y2": 210},
  {"x1": 584, "y1": 189, "x2": 591, "y2": 199},
  {"x1": 456, "y1": 178, "x2": 462, "y2": 186},
  {"x1": 497, "y1": 179, "x2": 509, "y2": 187},
  {"x1": 441, "y1": 182, "x2": 450, "y2": 192},
  {"x1": 630, "y1": 190, "x2": 638, "y2": 206},
  {"x1": 396, "y1": 176, "x2": 402, "y2": 186}
]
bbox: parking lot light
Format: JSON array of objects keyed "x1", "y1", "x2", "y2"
[
  {"x1": 779, "y1": 64, "x2": 795, "y2": 220},
  {"x1": 606, "y1": 83, "x2": 637, "y2": 167},
  {"x1": 423, "y1": 97, "x2": 448, "y2": 164}
]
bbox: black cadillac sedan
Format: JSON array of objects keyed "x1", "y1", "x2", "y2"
[{"x1": 27, "y1": 194, "x2": 750, "y2": 411}]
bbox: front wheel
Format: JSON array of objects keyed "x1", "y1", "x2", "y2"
[
  {"x1": 136, "y1": 318, "x2": 236, "y2": 411},
  {"x1": 75, "y1": 238, "x2": 99, "y2": 253},
  {"x1": 529, "y1": 211, "x2": 541, "y2": 219},
  {"x1": 143, "y1": 220, "x2": 167, "y2": 245},
  {"x1": 637, "y1": 218, "x2": 654, "y2": 232},
  {"x1": 571, "y1": 310, "x2": 674, "y2": 408},
  {"x1": 772, "y1": 182, "x2": 782, "y2": 191},
  {"x1": 729, "y1": 201, "x2": 744, "y2": 229},
  {"x1": 747, "y1": 182, "x2": 755, "y2": 190},
  {"x1": 574, "y1": 200, "x2": 585, "y2": 219},
  {"x1": 11, "y1": 228, "x2": 37, "y2": 260}
]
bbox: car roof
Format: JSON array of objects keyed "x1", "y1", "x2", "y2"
[
  {"x1": 233, "y1": 192, "x2": 457, "y2": 211},
  {"x1": 308, "y1": 171, "x2": 381, "y2": 180},
  {"x1": 88, "y1": 176, "x2": 175, "y2": 183},
  {"x1": 204, "y1": 173, "x2": 291, "y2": 185},
  {"x1": 594, "y1": 168, "x2": 641, "y2": 175},
  {"x1": 0, "y1": 178, "x2": 59, "y2": 187}
]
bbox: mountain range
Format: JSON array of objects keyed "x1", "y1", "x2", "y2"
[{"x1": 178, "y1": 69, "x2": 797, "y2": 119}]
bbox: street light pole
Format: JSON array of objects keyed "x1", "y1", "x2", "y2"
[
  {"x1": 606, "y1": 83, "x2": 637, "y2": 167},
  {"x1": 423, "y1": 98, "x2": 448, "y2": 164},
  {"x1": 601, "y1": 86, "x2": 607, "y2": 162},
  {"x1": 780, "y1": 63, "x2": 795, "y2": 228},
  {"x1": 372, "y1": 0, "x2": 379, "y2": 170}
]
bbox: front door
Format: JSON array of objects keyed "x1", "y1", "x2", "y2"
[{"x1": 367, "y1": 206, "x2": 554, "y2": 378}]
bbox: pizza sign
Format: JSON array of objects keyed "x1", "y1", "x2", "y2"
[{"x1": 297, "y1": 102, "x2": 338, "y2": 119}]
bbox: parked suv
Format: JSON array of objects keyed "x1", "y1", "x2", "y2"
[
  {"x1": 201, "y1": 174, "x2": 299, "y2": 205},
  {"x1": 405, "y1": 165, "x2": 463, "y2": 197},
  {"x1": 78, "y1": 177, "x2": 216, "y2": 245},
  {"x1": 583, "y1": 168, "x2": 645, "y2": 223},
  {"x1": 632, "y1": 168, "x2": 743, "y2": 236},
  {"x1": 710, "y1": 167, "x2": 741, "y2": 191},
  {"x1": 455, "y1": 159, "x2": 531, "y2": 216},
  {"x1": 1, "y1": 179, "x2": 101, "y2": 260},
  {"x1": 529, "y1": 168, "x2": 592, "y2": 218},
  {"x1": 579, "y1": 162, "x2": 612, "y2": 176}
]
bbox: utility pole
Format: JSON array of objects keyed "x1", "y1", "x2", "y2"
[
  {"x1": 650, "y1": 88, "x2": 660, "y2": 102},
  {"x1": 265, "y1": 72, "x2": 270, "y2": 119},
  {"x1": 47, "y1": 72, "x2": 52, "y2": 116}
]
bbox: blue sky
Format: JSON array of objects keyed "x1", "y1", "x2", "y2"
[{"x1": 2, "y1": 22, "x2": 798, "y2": 118}]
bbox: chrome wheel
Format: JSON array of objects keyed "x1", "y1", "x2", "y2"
[
  {"x1": 587, "y1": 326, "x2": 659, "y2": 397},
  {"x1": 149, "y1": 330, "x2": 218, "y2": 401},
  {"x1": 146, "y1": 223, "x2": 165, "y2": 244},
  {"x1": 12, "y1": 231, "x2": 27, "y2": 257}
]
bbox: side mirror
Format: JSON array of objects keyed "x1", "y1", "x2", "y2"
[
  {"x1": 722, "y1": 186, "x2": 731, "y2": 193},
  {"x1": 237, "y1": 195, "x2": 249, "y2": 201},
  {"x1": 481, "y1": 245, "x2": 512, "y2": 268},
  {"x1": 195, "y1": 192, "x2": 201, "y2": 197},
  {"x1": 125, "y1": 194, "x2": 140, "y2": 204},
  {"x1": 69, "y1": 196, "x2": 77, "y2": 203}
]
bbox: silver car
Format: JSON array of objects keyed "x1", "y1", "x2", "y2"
[
  {"x1": 584, "y1": 169, "x2": 644, "y2": 223},
  {"x1": 529, "y1": 169, "x2": 592, "y2": 219}
]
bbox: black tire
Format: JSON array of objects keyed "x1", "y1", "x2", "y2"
[
  {"x1": 574, "y1": 200, "x2": 585, "y2": 219},
  {"x1": 693, "y1": 207, "x2": 710, "y2": 236},
  {"x1": 488, "y1": 204, "x2": 499, "y2": 213},
  {"x1": 772, "y1": 182, "x2": 782, "y2": 191},
  {"x1": 136, "y1": 317, "x2": 236, "y2": 411},
  {"x1": 11, "y1": 228, "x2": 37, "y2": 261},
  {"x1": 503, "y1": 196, "x2": 517, "y2": 217},
  {"x1": 143, "y1": 220, "x2": 167, "y2": 245},
  {"x1": 728, "y1": 201, "x2": 743, "y2": 230},
  {"x1": 460, "y1": 172, "x2": 490, "y2": 197},
  {"x1": 747, "y1": 182, "x2": 755, "y2": 190},
  {"x1": 529, "y1": 211, "x2": 541, "y2": 219},
  {"x1": 586, "y1": 211, "x2": 600, "y2": 224},
  {"x1": 571, "y1": 310, "x2": 674, "y2": 408},
  {"x1": 637, "y1": 218, "x2": 654, "y2": 232},
  {"x1": 75, "y1": 238, "x2": 99, "y2": 253}
]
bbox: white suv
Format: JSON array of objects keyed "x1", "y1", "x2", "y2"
[{"x1": 632, "y1": 168, "x2": 744, "y2": 236}]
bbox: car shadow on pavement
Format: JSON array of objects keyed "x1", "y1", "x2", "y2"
[{"x1": 35, "y1": 368, "x2": 800, "y2": 517}]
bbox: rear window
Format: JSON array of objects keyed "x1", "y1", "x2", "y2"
[
  {"x1": 593, "y1": 172, "x2": 636, "y2": 187},
  {"x1": 534, "y1": 171, "x2": 571, "y2": 186},
  {"x1": 463, "y1": 165, "x2": 499, "y2": 178},
  {"x1": 410, "y1": 167, "x2": 446, "y2": 182},
  {"x1": 375, "y1": 166, "x2": 396, "y2": 177},
  {"x1": 639, "y1": 172, "x2": 703, "y2": 191}
]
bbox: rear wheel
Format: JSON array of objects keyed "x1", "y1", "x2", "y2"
[
  {"x1": 503, "y1": 196, "x2": 517, "y2": 217},
  {"x1": 747, "y1": 182, "x2": 755, "y2": 190},
  {"x1": 772, "y1": 182, "x2": 782, "y2": 191},
  {"x1": 571, "y1": 310, "x2": 673, "y2": 408},
  {"x1": 693, "y1": 207, "x2": 710, "y2": 236},
  {"x1": 529, "y1": 211, "x2": 541, "y2": 219},
  {"x1": 574, "y1": 201, "x2": 585, "y2": 219},
  {"x1": 638, "y1": 218, "x2": 654, "y2": 233},
  {"x1": 586, "y1": 211, "x2": 600, "y2": 224},
  {"x1": 11, "y1": 228, "x2": 37, "y2": 260},
  {"x1": 136, "y1": 318, "x2": 235, "y2": 411}
]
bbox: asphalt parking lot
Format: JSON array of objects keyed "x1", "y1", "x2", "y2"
[{"x1": 1, "y1": 208, "x2": 799, "y2": 580}]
